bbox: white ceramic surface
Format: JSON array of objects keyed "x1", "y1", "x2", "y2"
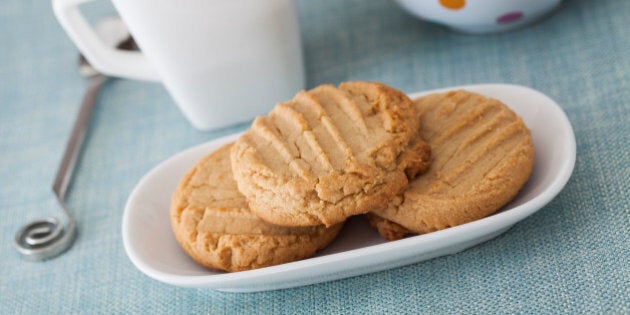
[
  {"x1": 395, "y1": 0, "x2": 562, "y2": 33},
  {"x1": 122, "y1": 84, "x2": 576, "y2": 292},
  {"x1": 53, "y1": 0, "x2": 304, "y2": 130}
]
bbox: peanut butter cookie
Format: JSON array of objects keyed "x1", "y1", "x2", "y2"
[
  {"x1": 231, "y1": 81, "x2": 429, "y2": 227},
  {"x1": 369, "y1": 90, "x2": 534, "y2": 240},
  {"x1": 171, "y1": 144, "x2": 343, "y2": 272}
]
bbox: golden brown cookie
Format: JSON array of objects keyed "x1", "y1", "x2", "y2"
[
  {"x1": 230, "y1": 81, "x2": 429, "y2": 227},
  {"x1": 171, "y1": 144, "x2": 343, "y2": 272},
  {"x1": 369, "y1": 90, "x2": 535, "y2": 240}
]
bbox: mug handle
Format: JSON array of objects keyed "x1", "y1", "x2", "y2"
[{"x1": 52, "y1": 0, "x2": 160, "y2": 81}]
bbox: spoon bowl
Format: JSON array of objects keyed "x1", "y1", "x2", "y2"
[{"x1": 122, "y1": 83, "x2": 576, "y2": 292}]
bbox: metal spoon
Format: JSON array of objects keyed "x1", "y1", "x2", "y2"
[{"x1": 14, "y1": 17, "x2": 136, "y2": 261}]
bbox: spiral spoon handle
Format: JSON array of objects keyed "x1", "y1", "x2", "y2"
[{"x1": 14, "y1": 75, "x2": 106, "y2": 261}]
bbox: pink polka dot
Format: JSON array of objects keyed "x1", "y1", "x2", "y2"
[{"x1": 497, "y1": 11, "x2": 524, "y2": 24}]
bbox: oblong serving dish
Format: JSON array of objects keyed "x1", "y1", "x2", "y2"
[{"x1": 122, "y1": 84, "x2": 576, "y2": 292}]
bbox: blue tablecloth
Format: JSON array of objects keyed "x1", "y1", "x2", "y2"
[{"x1": 1, "y1": 0, "x2": 628, "y2": 313}]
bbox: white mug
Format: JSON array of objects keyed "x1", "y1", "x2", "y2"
[{"x1": 53, "y1": 0, "x2": 305, "y2": 130}]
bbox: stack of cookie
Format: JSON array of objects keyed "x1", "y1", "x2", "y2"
[{"x1": 170, "y1": 82, "x2": 534, "y2": 272}]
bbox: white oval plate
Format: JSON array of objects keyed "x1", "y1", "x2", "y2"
[{"x1": 122, "y1": 84, "x2": 576, "y2": 292}]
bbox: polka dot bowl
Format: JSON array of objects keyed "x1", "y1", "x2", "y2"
[{"x1": 394, "y1": 0, "x2": 562, "y2": 34}]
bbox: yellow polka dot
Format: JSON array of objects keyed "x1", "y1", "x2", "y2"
[{"x1": 439, "y1": 0, "x2": 465, "y2": 10}]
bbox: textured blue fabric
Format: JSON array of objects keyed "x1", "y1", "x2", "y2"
[{"x1": 1, "y1": 0, "x2": 628, "y2": 313}]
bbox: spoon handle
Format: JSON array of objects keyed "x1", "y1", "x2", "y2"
[
  {"x1": 53, "y1": 74, "x2": 107, "y2": 201},
  {"x1": 14, "y1": 74, "x2": 107, "y2": 261}
]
